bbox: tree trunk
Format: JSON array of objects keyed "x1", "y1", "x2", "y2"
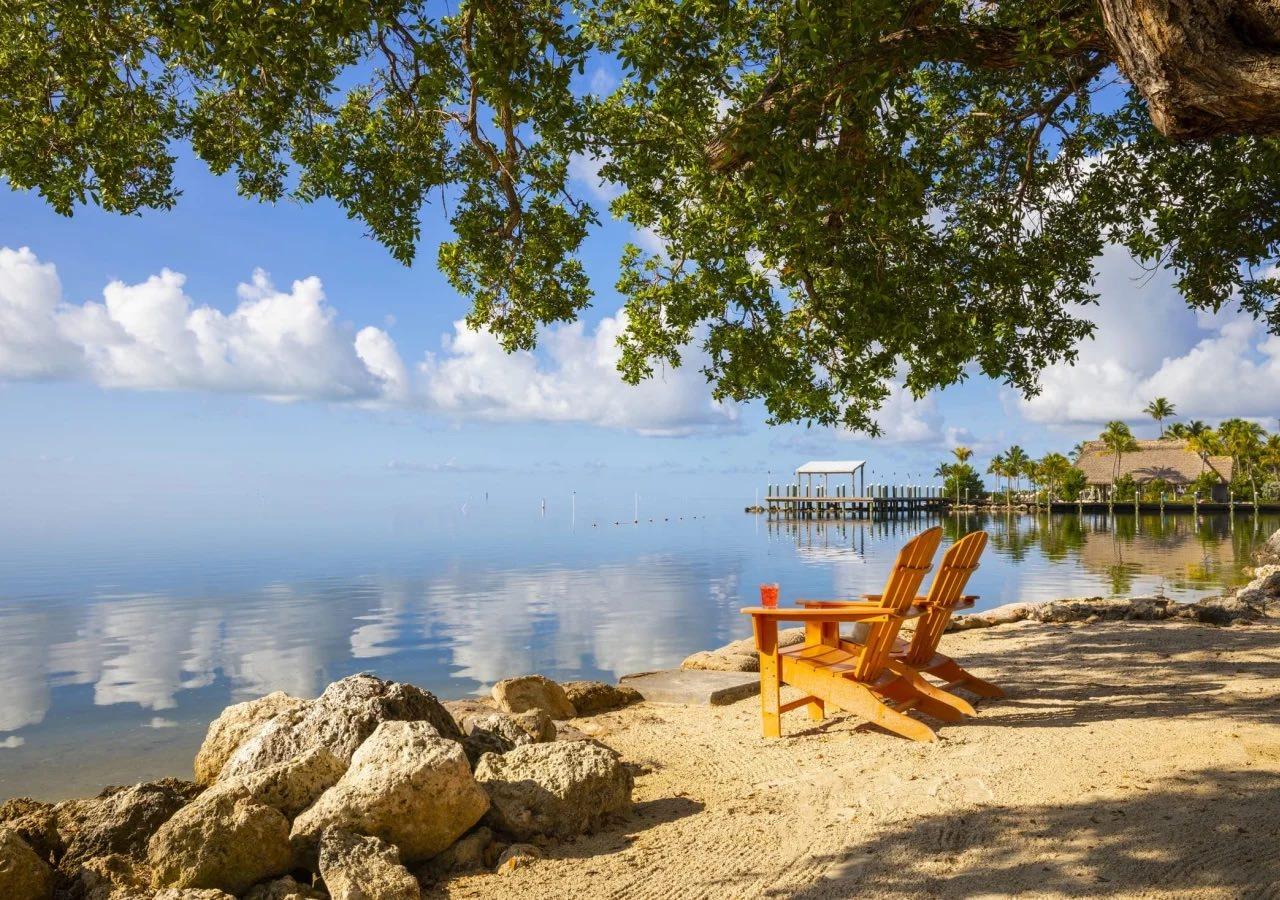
[{"x1": 1099, "y1": 0, "x2": 1280, "y2": 138}]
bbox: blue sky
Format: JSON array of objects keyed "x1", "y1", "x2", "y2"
[{"x1": 4, "y1": 134, "x2": 1278, "y2": 526}]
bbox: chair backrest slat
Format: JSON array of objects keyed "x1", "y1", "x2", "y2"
[
  {"x1": 903, "y1": 531, "x2": 988, "y2": 667},
  {"x1": 855, "y1": 526, "x2": 943, "y2": 681}
]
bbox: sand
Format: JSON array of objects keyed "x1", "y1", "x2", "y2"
[{"x1": 441, "y1": 617, "x2": 1280, "y2": 899}]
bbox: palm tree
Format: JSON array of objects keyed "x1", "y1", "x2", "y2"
[
  {"x1": 1004, "y1": 445, "x2": 1030, "y2": 495},
  {"x1": 1038, "y1": 453, "x2": 1073, "y2": 502},
  {"x1": 1265, "y1": 435, "x2": 1280, "y2": 483},
  {"x1": 1144, "y1": 397, "x2": 1176, "y2": 437},
  {"x1": 1099, "y1": 420, "x2": 1138, "y2": 496},
  {"x1": 1165, "y1": 422, "x2": 1189, "y2": 439},
  {"x1": 1184, "y1": 422, "x2": 1216, "y2": 466},
  {"x1": 1069, "y1": 441, "x2": 1086, "y2": 462},
  {"x1": 1219, "y1": 418, "x2": 1265, "y2": 498},
  {"x1": 951, "y1": 445, "x2": 973, "y2": 465},
  {"x1": 986, "y1": 454, "x2": 1007, "y2": 500},
  {"x1": 1024, "y1": 460, "x2": 1043, "y2": 503}
]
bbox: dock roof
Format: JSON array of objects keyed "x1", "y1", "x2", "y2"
[{"x1": 795, "y1": 460, "x2": 866, "y2": 475}]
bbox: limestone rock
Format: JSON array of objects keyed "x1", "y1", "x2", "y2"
[
  {"x1": 220, "y1": 675, "x2": 462, "y2": 780},
  {"x1": 242, "y1": 875, "x2": 328, "y2": 900},
  {"x1": 441, "y1": 699, "x2": 496, "y2": 724},
  {"x1": 0, "y1": 798, "x2": 58, "y2": 862},
  {"x1": 1256, "y1": 528, "x2": 1280, "y2": 565},
  {"x1": 1237, "y1": 588, "x2": 1267, "y2": 607},
  {"x1": 1243, "y1": 564, "x2": 1280, "y2": 598},
  {"x1": 199, "y1": 747, "x2": 346, "y2": 819},
  {"x1": 0, "y1": 826, "x2": 53, "y2": 900},
  {"x1": 495, "y1": 843, "x2": 542, "y2": 873},
  {"x1": 460, "y1": 710, "x2": 555, "y2": 763},
  {"x1": 149, "y1": 891, "x2": 237, "y2": 900},
  {"x1": 560, "y1": 682, "x2": 642, "y2": 716},
  {"x1": 1190, "y1": 593, "x2": 1264, "y2": 625},
  {"x1": 318, "y1": 828, "x2": 419, "y2": 900},
  {"x1": 59, "y1": 852, "x2": 149, "y2": 900},
  {"x1": 290, "y1": 721, "x2": 488, "y2": 864},
  {"x1": 948, "y1": 602, "x2": 1036, "y2": 631},
  {"x1": 679, "y1": 650, "x2": 758, "y2": 673},
  {"x1": 147, "y1": 795, "x2": 292, "y2": 895},
  {"x1": 194, "y1": 692, "x2": 309, "y2": 785},
  {"x1": 491, "y1": 675, "x2": 576, "y2": 720},
  {"x1": 475, "y1": 741, "x2": 633, "y2": 840},
  {"x1": 551, "y1": 722, "x2": 611, "y2": 748},
  {"x1": 55, "y1": 778, "x2": 202, "y2": 871},
  {"x1": 1031, "y1": 596, "x2": 1174, "y2": 623},
  {"x1": 416, "y1": 826, "x2": 493, "y2": 880}
]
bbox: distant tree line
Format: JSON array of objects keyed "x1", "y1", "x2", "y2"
[{"x1": 937, "y1": 397, "x2": 1280, "y2": 505}]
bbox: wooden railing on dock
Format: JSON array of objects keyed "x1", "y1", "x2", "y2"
[{"x1": 764, "y1": 485, "x2": 947, "y2": 519}]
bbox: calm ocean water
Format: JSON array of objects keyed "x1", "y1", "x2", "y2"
[{"x1": 0, "y1": 503, "x2": 1276, "y2": 799}]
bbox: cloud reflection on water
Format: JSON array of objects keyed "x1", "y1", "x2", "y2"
[
  {"x1": 0, "y1": 510, "x2": 1274, "y2": 798},
  {"x1": 0, "y1": 554, "x2": 743, "y2": 747}
]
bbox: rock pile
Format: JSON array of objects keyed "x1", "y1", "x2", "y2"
[
  {"x1": 0, "y1": 673, "x2": 638, "y2": 899},
  {"x1": 1252, "y1": 527, "x2": 1280, "y2": 566}
]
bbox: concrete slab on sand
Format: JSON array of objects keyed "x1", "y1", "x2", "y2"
[{"x1": 620, "y1": 668, "x2": 758, "y2": 706}]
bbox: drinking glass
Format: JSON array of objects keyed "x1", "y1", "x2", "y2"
[{"x1": 760, "y1": 583, "x2": 780, "y2": 608}]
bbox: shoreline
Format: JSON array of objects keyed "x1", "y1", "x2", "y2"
[
  {"x1": 445, "y1": 612, "x2": 1280, "y2": 898},
  {"x1": 1, "y1": 592, "x2": 1278, "y2": 898}
]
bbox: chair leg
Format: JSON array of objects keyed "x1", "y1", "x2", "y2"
[
  {"x1": 867, "y1": 697, "x2": 938, "y2": 743},
  {"x1": 927, "y1": 657, "x2": 1004, "y2": 699},
  {"x1": 808, "y1": 698, "x2": 825, "y2": 721},
  {"x1": 783, "y1": 670, "x2": 936, "y2": 747},
  {"x1": 886, "y1": 661, "x2": 977, "y2": 718},
  {"x1": 755, "y1": 618, "x2": 782, "y2": 738}
]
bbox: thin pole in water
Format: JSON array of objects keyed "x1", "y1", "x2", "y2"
[{"x1": 634, "y1": 492, "x2": 639, "y2": 523}]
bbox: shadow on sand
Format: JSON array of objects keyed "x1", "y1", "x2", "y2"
[
  {"x1": 951, "y1": 621, "x2": 1280, "y2": 730},
  {"x1": 780, "y1": 622, "x2": 1280, "y2": 896},
  {"x1": 783, "y1": 765, "x2": 1280, "y2": 897}
]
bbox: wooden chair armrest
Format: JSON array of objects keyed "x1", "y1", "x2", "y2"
[
  {"x1": 798, "y1": 600, "x2": 890, "y2": 610},
  {"x1": 798, "y1": 595, "x2": 884, "y2": 604},
  {"x1": 739, "y1": 606, "x2": 899, "y2": 623},
  {"x1": 740, "y1": 606, "x2": 922, "y2": 622},
  {"x1": 797, "y1": 599, "x2": 924, "y2": 621},
  {"x1": 915, "y1": 594, "x2": 979, "y2": 610}
]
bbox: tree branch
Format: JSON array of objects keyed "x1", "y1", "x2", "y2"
[{"x1": 707, "y1": 11, "x2": 1110, "y2": 174}]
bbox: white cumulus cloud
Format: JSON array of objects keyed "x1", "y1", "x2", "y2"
[
  {"x1": 1021, "y1": 248, "x2": 1280, "y2": 426},
  {"x1": 421, "y1": 311, "x2": 738, "y2": 437},
  {"x1": 0, "y1": 246, "x2": 735, "y2": 435}
]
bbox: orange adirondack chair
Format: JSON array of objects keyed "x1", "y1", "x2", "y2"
[
  {"x1": 891, "y1": 530, "x2": 1003, "y2": 698},
  {"x1": 740, "y1": 526, "x2": 975, "y2": 743}
]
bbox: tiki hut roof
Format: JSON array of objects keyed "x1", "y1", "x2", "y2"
[{"x1": 1073, "y1": 439, "x2": 1233, "y2": 486}]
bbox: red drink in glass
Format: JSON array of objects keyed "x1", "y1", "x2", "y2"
[{"x1": 760, "y1": 583, "x2": 780, "y2": 608}]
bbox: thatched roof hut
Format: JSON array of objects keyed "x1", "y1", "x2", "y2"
[{"x1": 1073, "y1": 439, "x2": 1232, "y2": 489}]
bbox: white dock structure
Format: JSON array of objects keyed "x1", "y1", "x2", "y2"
[{"x1": 764, "y1": 460, "x2": 947, "y2": 519}]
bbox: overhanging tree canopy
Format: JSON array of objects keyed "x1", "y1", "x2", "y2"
[{"x1": 5, "y1": 0, "x2": 1280, "y2": 432}]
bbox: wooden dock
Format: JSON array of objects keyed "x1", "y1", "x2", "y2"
[
  {"x1": 764, "y1": 492, "x2": 948, "y2": 519},
  {"x1": 763, "y1": 462, "x2": 946, "y2": 519}
]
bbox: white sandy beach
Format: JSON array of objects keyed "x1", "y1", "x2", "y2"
[{"x1": 444, "y1": 617, "x2": 1280, "y2": 899}]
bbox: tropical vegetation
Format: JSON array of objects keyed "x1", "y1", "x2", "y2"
[
  {"x1": 8, "y1": 2, "x2": 1280, "y2": 433},
  {"x1": 936, "y1": 400, "x2": 1280, "y2": 505},
  {"x1": 1144, "y1": 398, "x2": 1176, "y2": 437}
]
